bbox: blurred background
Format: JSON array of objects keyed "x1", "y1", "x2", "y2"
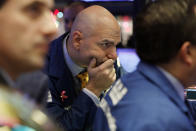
[
  {"x1": 53, "y1": 0, "x2": 153, "y2": 47},
  {"x1": 52, "y1": 0, "x2": 156, "y2": 72}
]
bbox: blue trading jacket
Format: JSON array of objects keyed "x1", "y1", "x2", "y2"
[{"x1": 93, "y1": 61, "x2": 195, "y2": 131}]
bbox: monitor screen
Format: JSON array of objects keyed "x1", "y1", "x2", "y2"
[
  {"x1": 81, "y1": 0, "x2": 134, "y2": 2},
  {"x1": 117, "y1": 48, "x2": 140, "y2": 73}
]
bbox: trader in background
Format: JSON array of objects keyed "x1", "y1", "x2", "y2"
[{"x1": 63, "y1": 1, "x2": 89, "y2": 32}]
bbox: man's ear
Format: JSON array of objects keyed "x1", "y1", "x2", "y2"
[
  {"x1": 72, "y1": 31, "x2": 83, "y2": 50},
  {"x1": 179, "y1": 41, "x2": 192, "y2": 66}
]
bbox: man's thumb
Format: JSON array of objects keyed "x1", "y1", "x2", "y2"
[{"x1": 88, "y1": 58, "x2": 96, "y2": 69}]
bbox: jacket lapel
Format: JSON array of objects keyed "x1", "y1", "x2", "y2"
[
  {"x1": 45, "y1": 33, "x2": 78, "y2": 106},
  {"x1": 47, "y1": 33, "x2": 68, "y2": 78}
]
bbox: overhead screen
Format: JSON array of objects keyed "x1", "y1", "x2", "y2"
[{"x1": 81, "y1": 0, "x2": 134, "y2": 1}]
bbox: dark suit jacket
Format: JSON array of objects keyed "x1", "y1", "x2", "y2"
[
  {"x1": 0, "y1": 72, "x2": 8, "y2": 86},
  {"x1": 93, "y1": 61, "x2": 195, "y2": 131},
  {"x1": 16, "y1": 71, "x2": 49, "y2": 105},
  {"x1": 44, "y1": 33, "x2": 124, "y2": 131}
]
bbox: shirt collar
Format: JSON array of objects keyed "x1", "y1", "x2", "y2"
[
  {"x1": 157, "y1": 66, "x2": 185, "y2": 101},
  {"x1": 63, "y1": 35, "x2": 84, "y2": 76}
]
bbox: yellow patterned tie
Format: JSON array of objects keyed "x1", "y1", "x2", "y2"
[{"x1": 77, "y1": 72, "x2": 89, "y2": 89}]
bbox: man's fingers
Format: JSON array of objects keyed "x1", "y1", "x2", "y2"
[
  {"x1": 98, "y1": 59, "x2": 114, "y2": 70},
  {"x1": 88, "y1": 58, "x2": 97, "y2": 69},
  {"x1": 108, "y1": 68, "x2": 116, "y2": 81},
  {"x1": 112, "y1": 73, "x2": 116, "y2": 82}
]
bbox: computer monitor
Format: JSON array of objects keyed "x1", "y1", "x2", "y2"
[
  {"x1": 117, "y1": 48, "x2": 140, "y2": 72},
  {"x1": 81, "y1": 0, "x2": 134, "y2": 1}
]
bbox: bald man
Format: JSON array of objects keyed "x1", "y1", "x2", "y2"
[{"x1": 44, "y1": 5, "x2": 122, "y2": 130}]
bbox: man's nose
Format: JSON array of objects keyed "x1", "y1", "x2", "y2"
[
  {"x1": 41, "y1": 12, "x2": 57, "y2": 41},
  {"x1": 107, "y1": 47, "x2": 117, "y2": 60}
]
